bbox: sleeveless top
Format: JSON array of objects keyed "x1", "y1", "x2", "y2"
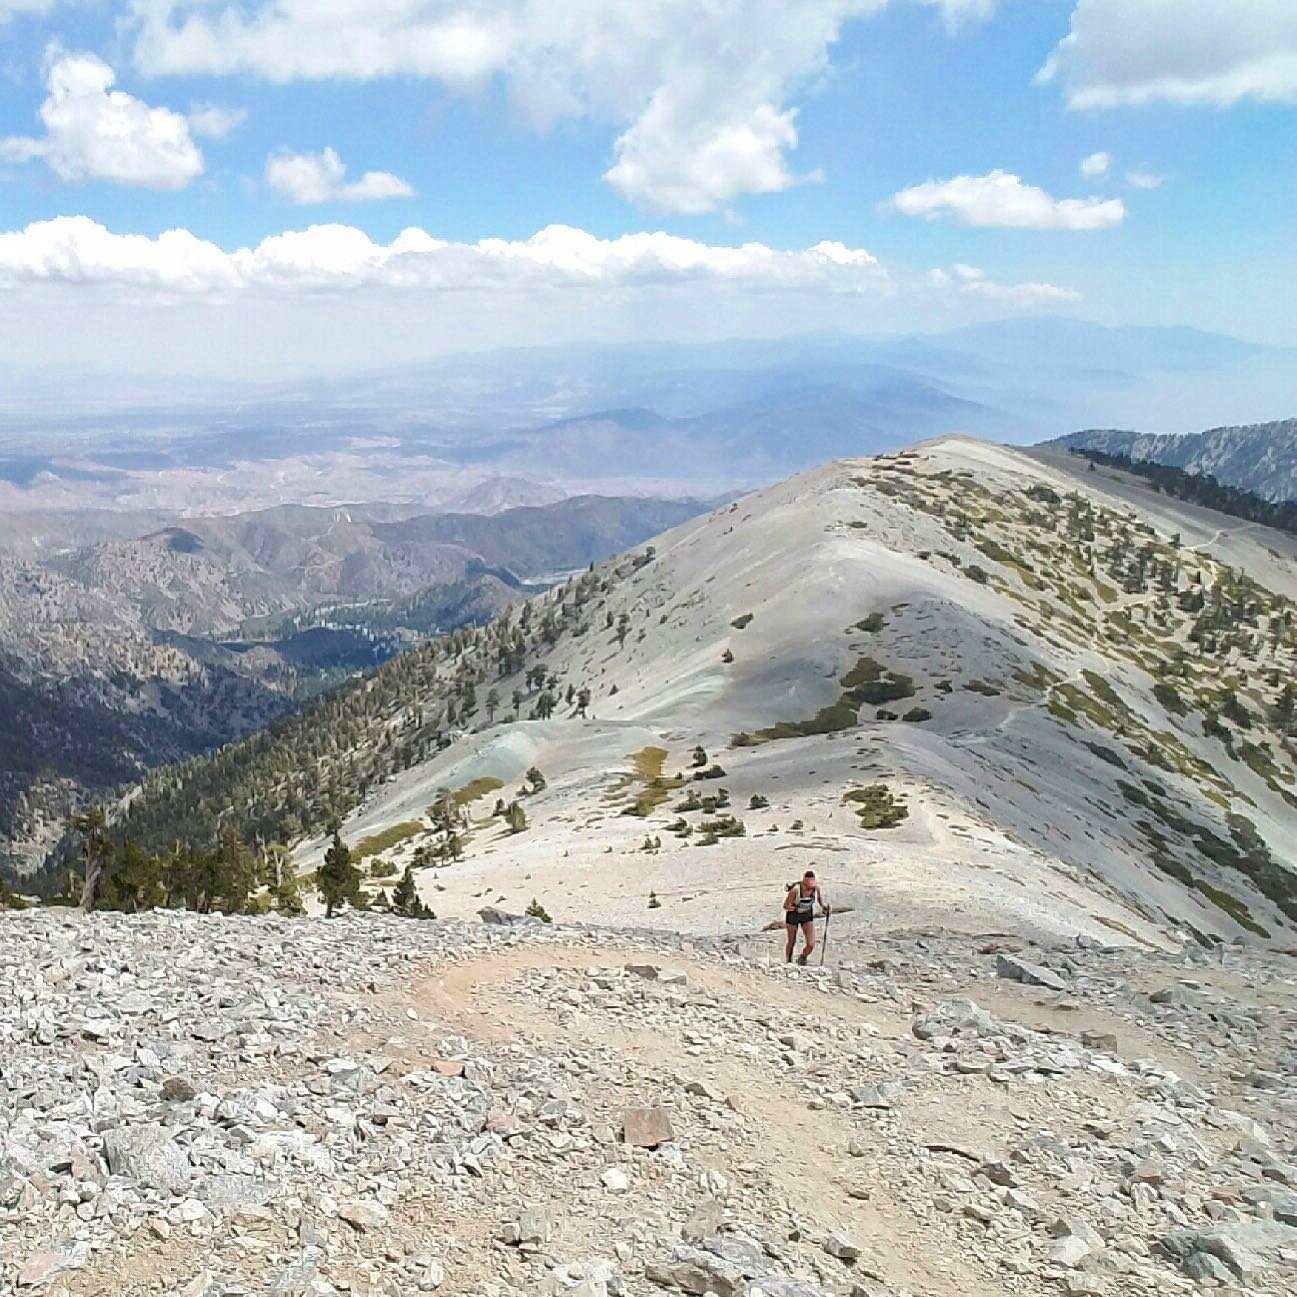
[{"x1": 791, "y1": 882, "x2": 817, "y2": 922}]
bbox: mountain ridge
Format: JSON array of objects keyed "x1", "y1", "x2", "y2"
[
  {"x1": 1042, "y1": 419, "x2": 1297, "y2": 503},
  {"x1": 61, "y1": 437, "x2": 1297, "y2": 951}
]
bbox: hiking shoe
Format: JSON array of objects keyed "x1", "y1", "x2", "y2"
[{"x1": 796, "y1": 951, "x2": 809, "y2": 966}]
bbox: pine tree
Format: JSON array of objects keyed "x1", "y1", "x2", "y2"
[
  {"x1": 102, "y1": 837, "x2": 164, "y2": 913},
  {"x1": 392, "y1": 865, "x2": 433, "y2": 918},
  {"x1": 72, "y1": 806, "x2": 111, "y2": 913},
  {"x1": 505, "y1": 801, "x2": 528, "y2": 834},
  {"x1": 318, "y1": 830, "x2": 361, "y2": 918}
]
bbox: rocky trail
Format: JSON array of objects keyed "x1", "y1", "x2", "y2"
[{"x1": 2, "y1": 910, "x2": 1296, "y2": 1297}]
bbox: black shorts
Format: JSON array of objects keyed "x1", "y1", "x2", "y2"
[{"x1": 785, "y1": 914, "x2": 813, "y2": 927}]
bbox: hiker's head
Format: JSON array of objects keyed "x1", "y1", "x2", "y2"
[{"x1": 803, "y1": 870, "x2": 816, "y2": 886}]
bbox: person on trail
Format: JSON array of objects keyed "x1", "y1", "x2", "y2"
[{"x1": 784, "y1": 870, "x2": 829, "y2": 966}]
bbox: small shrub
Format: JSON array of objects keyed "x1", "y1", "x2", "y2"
[
  {"x1": 526, "y1": 898, "x2": 552, "y2": 923},
  {"x1": 697, "y1": 814, "x2": 745, "y2": 839},
  {"x1": 902, "y1": 707, "x2": 932, "y2": 722},
  {"x1": 966, "y1": 565, "x2": 989, "y2": 584},
  {"x1": 844, "y1": 784, "x2": 909, "y2": 829},
  {"x1": 748, "y1": 793, "x2": 770, "y2": 809},
  {"x1": 730, "y1": 613, "x2": 754, "y2": 630}
]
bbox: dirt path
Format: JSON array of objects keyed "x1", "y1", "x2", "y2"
[{"x1": 391, "y1": 942, "x2": 1105, "y2": 1297}]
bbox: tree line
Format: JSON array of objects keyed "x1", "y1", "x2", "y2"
[{"x1": 1073, "y1": 449, "x2": 1297, "y2": 535}]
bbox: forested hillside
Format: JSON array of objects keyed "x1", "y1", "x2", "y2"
[
  {"x1": 1071, "y1": 449, "x2": 1297, "y2": 535},
  {"x1": 1047, "y1": 419, "x2": 1297, "y2": 503}
]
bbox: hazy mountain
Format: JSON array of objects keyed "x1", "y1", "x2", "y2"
[
  {"x1": 81, "y1": 437, "x2": 1297, "y2": 947},
  {"x1": 1043, "y1": 419, "x2": 1297, "y2": 503},
  {"x1": 5, "y1": 321, "x2": 1293, "y2": 519}
]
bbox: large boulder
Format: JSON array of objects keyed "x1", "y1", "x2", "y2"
[
  {"x1": 995, "y1": 954, "x2": 1066, "y2": 992},
  {"x1": 101, "y1": 1125, "x2": 190, "y2": 1194}
]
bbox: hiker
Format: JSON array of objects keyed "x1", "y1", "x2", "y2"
[{"x1": 784, "y1": 869, "x2": 829, "y2": 966}]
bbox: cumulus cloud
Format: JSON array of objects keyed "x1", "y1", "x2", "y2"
[
  {"x1": 187, "y1": 103, "x2": 247, "y2": 139},
  {"x1": 128, "y1": 0, "x2": 897, "y2": 213},
  {"x1": 1126, "y1": 170, "x2": 1163, "y2": 190},
  {"x1": 0, "y1": 51, "x2": 202, "y2": 189},
  {"x1": 927, "y1": 262, "x2": 1080, "y2": 307},
  {"x1": 1079, "y1": 151, "x2": 1110, "y2": 179},
  {"x1": 0, "y1": 217, "x2": 896, "y2": 296},
  {"x1": 886, "y1": 169, "x2": 1125, "y2": 230},
  {"x1": 265, "y1": 148, "x2": 414, "y2": 204},
  {"x1": 0, "y1": 217, "x2": 1083, "y2": 318},
  {"x1": 1038, "y1": 0, "x2": 1297, "y2": 108}
]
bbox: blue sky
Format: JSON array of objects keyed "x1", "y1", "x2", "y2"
[{"x1": 0, "y1": 1, "x2": 1294, "y2": 375}]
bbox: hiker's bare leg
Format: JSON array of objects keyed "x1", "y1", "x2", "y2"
[
  {"x1": 803, "y1": 926, "x2": 816, "y2": 959},
  {"x1": 785, "y1": 926, "x2": 796, "y2": 962}
]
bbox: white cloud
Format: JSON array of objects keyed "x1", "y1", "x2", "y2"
[
  {"x1": 128, "y1": 0, "x2": 898, "y2": 213},
  {"x1": 265, "y1": 148, "x2": 414, "y2": 204},
  {"x1": 0, "y1": 51, "x2": 202, "y2": 189},
  {"x1": 1079, "y1": 150, "x2": 1110, "y2": 179},
  {"x1": 187, "y1": 103, "x2": 247, "y2": 138},
  {"x1": 606, "y1": 102, "x2": 801, "y2": 214},
  {"x1": 1039, "y1": 0, "x2": 1297, "y2": 108},
  {"x1": 886, "y1": 169, "x2": 1125, "y2": 230},
  {"x1": 0, "y1": 217, "x2": 896, "y2": 296},
  {"x1": 0, "y1": 1, "x2": 62, "y2": 22},
  {"x1": 0, "y1": 217, "x2": 1086, "y2": 320},
  {"x1": 914, "y1": 0, "x2": 998, "y2": 31},
  {"x1": 1126, "y1": 169, "x2": 1163, "y2": 190},
  {"x1": 927, "y1": 262, "x2": 1081, "y2": 307}
]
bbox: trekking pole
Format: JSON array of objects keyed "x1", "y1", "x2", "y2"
[{"x1": 819, "y1": 908, "x2": 831, "y2": 966}]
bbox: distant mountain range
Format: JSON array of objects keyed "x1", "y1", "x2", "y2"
[
  {"x1": 3, "y1": 318, "x2": 1293, "y2": 516},
  {"x1": 1044, "y1": 419, "x2": 1297, "y2": 503}
]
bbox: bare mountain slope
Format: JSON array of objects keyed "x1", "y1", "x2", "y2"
[
  {"x1": 277, "y1": 439, "x2": 1296, "y2": 947},
  {"x1": 99, "y1": 437, "x2": 1297, "y2": 947}
]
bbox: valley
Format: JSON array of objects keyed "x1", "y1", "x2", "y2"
[{"x1": 0, "y1": 494, "x2": 708, "y2": 874}]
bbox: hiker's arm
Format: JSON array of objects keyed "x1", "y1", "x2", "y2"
[
  {"x1": 783, "y1": 887, "x2": 797, "y2": 912},
  {"x1": 819, "y1": 888, "x2": 831, "y2": 915}
]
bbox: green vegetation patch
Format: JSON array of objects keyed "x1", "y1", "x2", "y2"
[
  {"x1": 1153, "y1": 681, "x2": 1188, "y2": 717},
  {"x1": 1193, "y1": 880, "x2": 1271, "y2": 938},
  {"x1": 452, "y1": 776, "x2": 505, "y2": 806},
  {"x1": 844, "y1": 784, "x2": 909, "y2": 829},
  {"x1": 976, "y1": 537, "x2": 1035, "y2": 574},
  {"x1": 621, "y1": 745, "x2": 683, "y2": 817},
  {"x1": 730, "y1": 613, "x2": 755, "y2": 630},
  {"x1": 354, "y1": 821, "x2": 425, "y2": 861},
  {"x1": 737, "y1": 656, "x2": 916, "y2": 746},
  {"x1": 632, "y1": 746, "x2": 668, "y2": 781}
]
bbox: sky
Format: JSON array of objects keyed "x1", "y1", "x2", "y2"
[{"x1": 0, "y1": 0, "x2": 1294, "y2": 376}]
